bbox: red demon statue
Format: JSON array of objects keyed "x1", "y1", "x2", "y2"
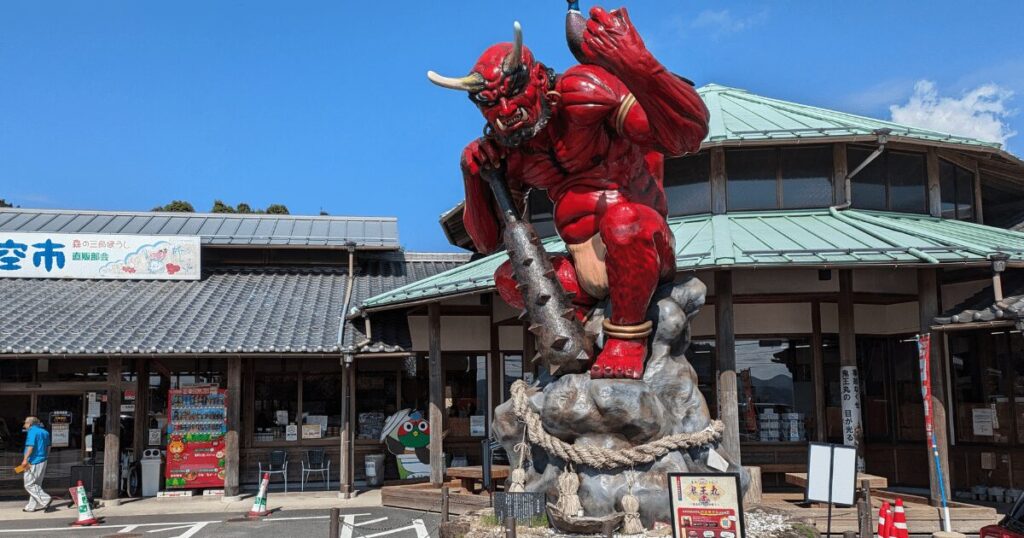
[{"x1": 428, "y1": 6, "x2": 709, "y2": 379}]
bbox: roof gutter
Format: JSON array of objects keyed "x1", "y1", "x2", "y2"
[
  {"x1": 834, "y1": 129, "x2": 890, "y2": 209},
  {"x1": 827, "y1": 207, "x2": 940, "y2": 264},
  {"x1": 337, "y1": 243, "x2": 357, "y2": 364}
]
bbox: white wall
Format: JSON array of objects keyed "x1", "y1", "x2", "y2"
[
  {"x1": 733, "y1": 268, "x2": 839, "y2": 294},
  {"x1": 735, "y1": 303, "x2": 813, "y2": 335},
  {"x1": 854, "y1": 268, "x2": 918, "y2": 294},
  {"x1": 408, "y1": 315, "x2": 491, "y2": 351}
]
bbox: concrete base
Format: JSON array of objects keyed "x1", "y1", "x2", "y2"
[
  {"x1": 337, "y1": 492, "x2": 352, "y2": 500},
  {"x1": 220, "y1": 495, "x2": 243, "y2": 503}
]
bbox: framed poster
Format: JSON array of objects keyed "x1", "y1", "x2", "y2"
[{"x1": 668, "y1": 472, "x2": 744, "y2": 538}]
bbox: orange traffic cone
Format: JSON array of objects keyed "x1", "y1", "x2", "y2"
[
  {"x1": 893, "y1": 498, "x2": 909, "y2": 538},
  {"x1": 69, "y1": 480, "x2": 99, "y2": 526},
  {"x1": 247, "y1": 473, "x2": 271, "y2": 518},
  {"x1": 877, "y1": 501, "x2": 891, "y2": 538}
]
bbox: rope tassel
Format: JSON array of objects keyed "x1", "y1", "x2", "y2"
[
  {"x1": 621, "y1": 492, "x2": 644, "y2": 534},
  {"x1": 556, "y1": 466, "x2": 583, "y2": 518}
]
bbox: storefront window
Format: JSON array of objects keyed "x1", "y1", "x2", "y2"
[
  {"x1": 503, "y1": 353, "x2": 526, "y2": 402},
  {"x1": 302, "y1": 360, "x2": 343, "y2": 440},
  {"x1": 0, "y1": 359, "x2": 34, "y2": 382},
  {"x1": 939, "y1": 159, "x2": 975, "y2": 221},
  {"x1": 890, "y1": 337, "x2": 924, "y2": 442},
  {"x1": 356, "y1": 371, "x2": 397, "y2": 440},
  {"x1": 0, "y1": 395, "x2": 31, "y2": 466},
  {"x1": 736, "y1": 338, "x2": 814, "y2": 443},
  {"x1": 849, "y1": 146, "x2": 927, "y2": 213},
  {"x1": 445, "y1": 354, "x2": 488, "y2": 437},
  {"x1": 951, "y1": 332, "x2": 1012, "y2": 444},
  {"x1": 855, "y1": 338, "x2": 890, "y2": 442},
  {"x1": 253, "y1": 359, "x2": 298, "y2": 443},
  {"x1": 36, "y1": 358, "x2": 107, "y2": 382},
  {"x1": 665, "y1": 152, "x2": 711, "y2": 216},
  {"x1": 727, "y1": 148, "x2": 778, "y2": 211}
]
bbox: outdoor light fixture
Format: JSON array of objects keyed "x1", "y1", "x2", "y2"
[{"x1": 990, "y1": 252, "x2": 1010, "y2": 302}]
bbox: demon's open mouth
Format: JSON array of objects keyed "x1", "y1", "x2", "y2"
[{"x1": 496, "y1": 108, "x2": 529, "y2": 131}]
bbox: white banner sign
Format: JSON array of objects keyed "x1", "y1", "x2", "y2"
[
  {"x1": 839, "y1": 365, "x2": 864, "y2": 471},
  {"x1": 0, "y1": 232, "x2": 200, "y2": 280}
]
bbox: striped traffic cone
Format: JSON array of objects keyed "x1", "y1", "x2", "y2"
[
  {"x1": 877, "y1": 501, "x2": 891, "y2": 538},
  {"x1": 247, "y1": 473, "x2": 271, "y2": 518},
  {"x1": 69, "y1": 480, "x2": 99, "y2": 526},
  {"x1": 893, "y1": 498, "x2": 909, "y2": 538}
]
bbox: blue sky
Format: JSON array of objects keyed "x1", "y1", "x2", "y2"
[{"x1": 1, "y1": 1, "x2": 1022, "y2": 251}]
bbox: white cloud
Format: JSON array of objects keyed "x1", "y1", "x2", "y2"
[
  {"x1": 690, "y1": 9, "x2": 767, "y2": 37},
  {"x1": 889, "y1": 80, "x2": 1016, "y2": 145}
]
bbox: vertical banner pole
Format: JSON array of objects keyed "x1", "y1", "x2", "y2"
[{"x1": 917, "y1": 334, "x2": 951, "y2": 532}]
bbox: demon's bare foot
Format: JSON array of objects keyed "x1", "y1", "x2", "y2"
[{"x1": 590, "y1": 338, "x2": 646, "y2": 379}]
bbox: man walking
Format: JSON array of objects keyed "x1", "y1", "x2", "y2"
[{"x1": 20, "y1": 416, "x2": 52, "y2": 512}]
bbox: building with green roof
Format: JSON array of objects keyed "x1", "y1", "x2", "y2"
[{"x1": 362, "y1": 84, "x2": 1024, "y2": 514}]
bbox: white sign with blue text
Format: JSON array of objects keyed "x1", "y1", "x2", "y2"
[{"x1": 0, "y1": 232, "x2": 201, "y2": 280}]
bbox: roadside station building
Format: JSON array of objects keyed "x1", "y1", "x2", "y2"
[
  {"x1": 357, "y1": 84, "x2": 1024, "y2": 502},
  {"x1": 0, "y1": 208, "x2": 468, "y2": 499}
]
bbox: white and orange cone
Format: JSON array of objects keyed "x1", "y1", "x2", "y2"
[
  {"x1": 877, "y1": 500, "x2": 891, "y2": 538},
  {"x1": 247, "y1": 473, "x2": 271, "y2": 518},
  {"x1": 69, "y1": 480, "x2": 99, "y2": 526},
  {"x1": 893, "y1": 498, "x2": 909, "y2": 538}
]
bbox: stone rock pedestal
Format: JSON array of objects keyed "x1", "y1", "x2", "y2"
[{"x1": 493, "y1": 276, "x2": 748, "y2": 528}]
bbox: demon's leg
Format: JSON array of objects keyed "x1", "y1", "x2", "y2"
[
  {"x1": 494, "y1": 255, "x2": 597, "y2": 321},
  {"x1": 591, "y1": 202, "x2": 675, "y2": 379}
]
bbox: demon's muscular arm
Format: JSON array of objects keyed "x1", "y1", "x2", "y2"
[
  {"x1": 579, "y1": 7, "x2": 709, "y2": 155},
  {"x1": 460, "y1": 137, "x2": 527, "y2": 254}
]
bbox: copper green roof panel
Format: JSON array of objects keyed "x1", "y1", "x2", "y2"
[
  {"x1": 361, "y1": 209, "x2": 1024, "y2": 311},
  {"x1": 697, "y1": 84, "x2": 1003, "y2": 149}
]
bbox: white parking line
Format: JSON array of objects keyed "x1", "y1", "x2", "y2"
[{"x1": 0, "y1": 521, "x2": 220, "y2": 537}]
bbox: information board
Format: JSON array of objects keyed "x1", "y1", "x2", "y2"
[
  {"x1": 806, "y1": 443, "x2": 857, "y2": 506},
  {"x1": 165, "y1": 386, "x2": 227, "y2": 489},
  {"x1": 668, "y1": 472, "x2": 744, "y2": 538}
]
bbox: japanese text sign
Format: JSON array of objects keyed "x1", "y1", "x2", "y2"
[{"x1": 0, "y1": 232, "x2": 200, "y2": 280}]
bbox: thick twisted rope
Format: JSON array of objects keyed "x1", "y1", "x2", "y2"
[{"x1": 510, "y1": 380, "x2": 724, "y2": 470}]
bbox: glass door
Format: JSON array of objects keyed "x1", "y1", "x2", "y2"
[
  {"x1": 36, "y1": 394, "x2": 86, "y2": 482},
  {"x1": 0, "y1": 395, "x2": 32, "y2": 485}
]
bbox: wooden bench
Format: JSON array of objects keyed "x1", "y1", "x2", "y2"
[{"x1": 446, "y1": 465, "x2": 509, "y2": 494}]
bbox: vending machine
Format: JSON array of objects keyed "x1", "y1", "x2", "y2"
[{"x1": 165, "y1": 386, "x2": 227, "y2": 489}]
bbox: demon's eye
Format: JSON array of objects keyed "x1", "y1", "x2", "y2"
[
  {"x1": 418, "y1": 421, "x2": 429, "y2": 432},
  {"x1": 470, "y1": 92, "x2": 496, "y2": 107},
  {"x1": 401, "y1": 422, "x2": 413, "y2": 433}
]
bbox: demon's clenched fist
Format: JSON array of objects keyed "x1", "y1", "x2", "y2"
[{"x1": 428, "y1": 6, "x2": 709, "y2": 379}]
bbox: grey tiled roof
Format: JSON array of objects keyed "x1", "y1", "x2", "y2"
[
  {"x1": 934, "y1": 271, "x2": 1024, "y2": 330},
  {"x1": 0, "y1": 208, "x2": 399, "y2": 249},
  {"x1": 0, "y1": 252, "x2": 469, "y2": 355}
]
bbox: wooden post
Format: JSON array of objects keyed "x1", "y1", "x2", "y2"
[
  {"x1": 710, "y1": 147, "x2": 727, "y2": 215},
  {"x1": 811, "y1": 301, "x2": 827, "y2": 442},
  {"x1": 926, "y1": 148, "x2": 942, "y2": 218},
  {"x1": 715, "y1": 270, "x2": 741, "y2": 463},
  {"x1": 488, "y1": 295, "x2": 503, "y2": 432},
  {"x1": 329, "y1": 507, "x2": 340, "y2": 537},
  {"x1": 224, "y1": 355, "x2": 241, "y2": 498},
  {"x1": 834, "y1": 143, "x2": 849, "y2": 206},
  {"x1": 429, "y1": 302, "x2": 444, "y2": 486},
  {"x1": 103, "y1": 356, "x2": 122, "y2": 501},
  {"x1": 919, "y1": 268, "x2": 952, "y2": 507},
  {"x1": 972, "y1": 159, "x2": 984, "y2": 224},
  {"x1": 339, "y1": 358, "x2": 352, "y2": 497},
  {"x1": 132, "y1": 358, "x2": 148, "y2": 457},
  {"x1": 838, "y1": 270, "x2": 864, "y2": 470},
  {"x1": 505, "y1": 516, "x2": 517, "y2": 538},
  {"x1": 442, "y1": 485, "x2": 450, "y2": 522}
]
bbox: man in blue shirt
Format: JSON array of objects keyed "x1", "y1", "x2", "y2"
[{"x1": 21, "y1": 416, "x2": 52, "y2": 512}]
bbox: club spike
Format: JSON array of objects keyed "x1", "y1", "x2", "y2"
[
  {"x1": 522, "y1": 257, "x2": 534, "y2": 266},
  {"x1": 532, "y1": 352, "x2": 543, "y2": 363},
  {"x1": 543, "y1": 269, "x2": 556, "y2": 279},
  {"x1": 536, "y1": 294, "x2": 551, "y2": 306},
  {"x1": 515, "y1": 283, "x2": 526, "y2": 291},
  {"x1": 551, "y1": 336, "x2": 570, "y2": 350},
  {"x1": 528, "y1": 323, "x2": 542, "y2": 334},
  {"x1": 576, "y1": 350, "x2": 590, "y2": 362},
  {"x1": 560, "y1": 308, "x2": 576, "y2": 320},
  {"x1": 517, "y1": 309, "x2": 529, "y2": 321}
]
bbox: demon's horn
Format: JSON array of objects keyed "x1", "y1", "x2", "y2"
[
  {"x1": 426, "y1": 71, "x2": 486, "y2": 92},
  {"x1": 503, "y1": 21, "x2": 523, "y2": 73}
]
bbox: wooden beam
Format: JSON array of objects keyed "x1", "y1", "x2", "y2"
[
  {"x1": 487, "y1": 299, "x2": 502, "y2": 434},
  {"x1": 834, "y1": 143, "x2": 849, "y2": 206},
  {"x1": 927, "y1": 148, "x2": 942, "y2": 218},
  {"x1": 102, "y1": 357, "x2": 122, "y2": 501},
  {"x1": 714, "y1": 271, "x2": 741, "y2": 464},
  {"x1": 811, "y1": 302, "x2": 826, "y2": 442},
  {"x1": 973, "y1": 159, "x2": 985, "y2": 224},
  {"x1": 428, "y1": 302, "x2": 444, "y2": 486},
  {"x1": 838, "y1": 270, "x2": 864, "y2": 470},
  {"x1": 711, "y1": 147, "x2": 727, "y2": 215},
  {"x1": 223, "y1": 355, "x2": 241, "y2": 497},
  {"x1": 919, "y1": 268, "x2": 952, "y2": 507}
]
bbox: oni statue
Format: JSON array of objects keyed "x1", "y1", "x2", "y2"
[{"x1": 428, "y1": 4, "x2": 709, "y2": 380}]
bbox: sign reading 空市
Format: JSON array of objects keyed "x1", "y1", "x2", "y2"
[{"x1": 0, "y1": 232, "x2": 200, "y2": 280}]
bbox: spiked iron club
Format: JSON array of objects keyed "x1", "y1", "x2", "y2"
[{"x1": 480, "y1": 167, "x2": 592, "y2": 376}]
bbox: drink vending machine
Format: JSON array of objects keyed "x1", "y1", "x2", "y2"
[{"x1": 165, "y1": 386, "x2": 227, "y2": 489}]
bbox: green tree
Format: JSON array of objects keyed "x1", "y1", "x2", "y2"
[
  {"x1": 211, "y1": 200, "x2": 235, "y2": 213},
  {"x1": 235, "y1": 203, "x2": 254, "y2": 214},
  {"x1": 0, "y1": 199, "x2": 13, "y2": 208},
  {"x1": 265, "y1": 204, "x2": 290, "y2": 215},
  {"x1": 151, "y1": 200, "x2": 195, "y2": 212}
]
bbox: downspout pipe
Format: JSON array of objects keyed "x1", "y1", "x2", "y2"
[
  {"x1": 834, "y1": 128, "x2": 890, "y2": 209},
  {"x1": 337, "y1": 242, "x2": 358, "y2": 360}
]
